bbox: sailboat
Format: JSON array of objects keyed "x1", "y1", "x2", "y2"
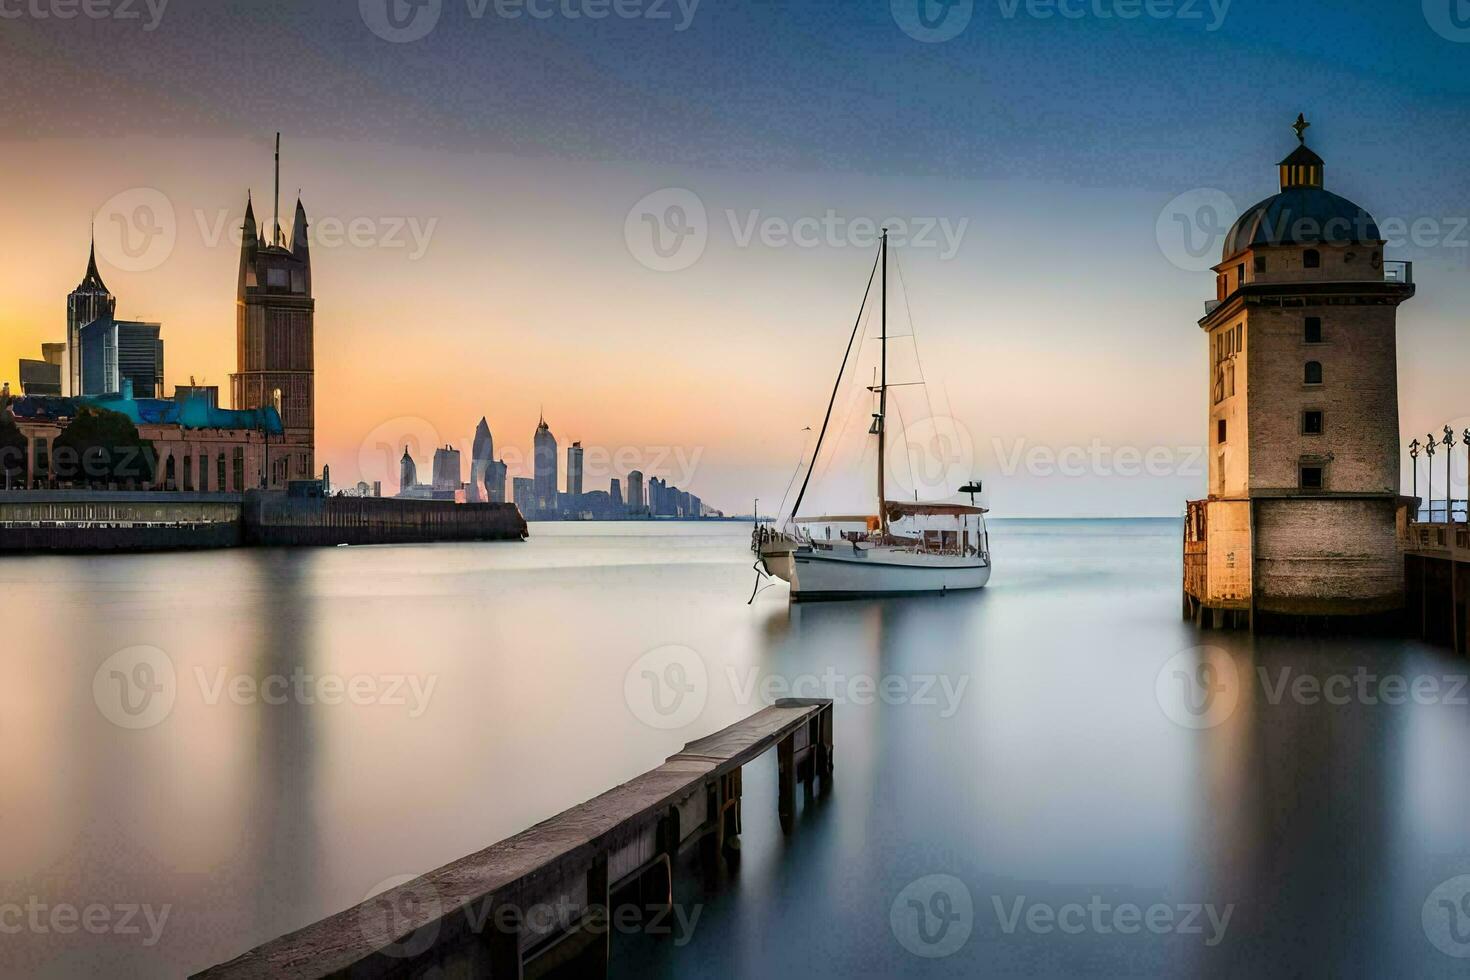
[{"x1": 752, "y1": 230, "x2": 991, "y2": 600}]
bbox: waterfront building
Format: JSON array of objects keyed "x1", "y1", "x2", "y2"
[
  {"x1": 567, "y1": 441, "x2": 584, "y2": 497},
  {"x1": 231, "y1": 177, "x2": 316, "y2": 489},
  {"x1": 432, "y1": 445, "x2": 462, "y2": 493},
  {"x1": 9, "y1": 387, "x2": 281, "y2": 491},
  {"x1": 627, "y1": 469, "x2": 645, "y2": 514},
  {"x1": 512, "y1": 476, "x2": 535, "y2": 517},
  {"x1": 533, "y1": 414, "x2": 557, "y2": 516},
  {"x1": 610, "y1": 477, "x2": 622, "y2": 510},
  {"x1": 1183, "y1": 116, "x2": 1415, "y2": 628},
  {"x1": 78, "y1": 316, "x2": 164, "y2": 398},
  {"x1": 66, "y1": 239, "x2": 116, "y2": 396},
  {"x1": 19, "y1": 345, "x2": 63, "y2": 396}
]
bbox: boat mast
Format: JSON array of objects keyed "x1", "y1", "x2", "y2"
[{"x1": 877, "y1": 228, "x2": 888, "y2": 534}]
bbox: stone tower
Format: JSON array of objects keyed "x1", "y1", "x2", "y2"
[
  {"x1": 1184, "y1": 116, "x2": 1416, "y2": 627},
  {"x1": 230, "y1": 148, "x2": 315, "y2": 490}
]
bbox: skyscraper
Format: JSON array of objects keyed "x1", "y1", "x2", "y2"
[
  {"x1": 469, "y1": 417, "x2": 494, "y2": 503},
  {"x1": 399, "y1": 446, "x2": 417, "y2": 492},
  {"x1": 432, "y1": 446, "x2": 462, "y2": 493},
  {"x1": 533, "y1": 413, "x2": 557, "y2": 515},
  {"x1": 231, "y1": 141, "x2": 315, "y2": 490},
  {"x1": 627, "y1": 469, "x2": 645, "y2": 514},
  {"x1": 567, "y1": 441, "x2": 584, "y2": 497},
  {"x1": 484, "y1": 459, "x2": 508, "y2": 503},
  {"x1": 78, "y1": 317, "x2": 164, "y2": 397},
  {"x1": 66, "y1": 238, "x2": 116, "y2": 396},
  {"x1": 610, "y1": 478, "x2": 623, "y2": 510},
  {"x1": 513, "y1": 476, "x2": 535, "y2": 517}
]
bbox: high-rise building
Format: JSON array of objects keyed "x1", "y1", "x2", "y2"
[
  {"x1": 484, "y1": 459, "x2": 508, "y2": 503},
  {"x1": 627, "y1": 469, "x2": 645, "y2": 514},
  {"x1": 567, "y1": 441, "x2": 584, "y2": 497},
  {"x1": 469, "y1": 417, "x2": 495, "y2": 503},
  {"x1": 610, "y1": 477, "x2": 622, "y2": 510},
  {"x1": 66, "y1": 238, "x2": 116, "y2": 396},
  {"x1": 533, "y1": 413, "x2": 558, "y2": 515},
  {"x1": 432, "y1": 445, "x2": 462, "y2": 493},
  {"x1": 513, "y1": 476, "x2": 535, "y2": 517},
  {"x1": 1184, "y1": 116, "x2": 1415, "y2": 627},
  {"x1": 231, "y1": 152, "x2": 315, "y2": 490},
  {"x1": 19, "y1": 343, "x2": 63, "y2": 396},
  {"x1": 399, "y1": 446, "x2": 418, "y2": 493},
  {"x1": 78, "y1": 317, "x2": 164, "y2": 398}
]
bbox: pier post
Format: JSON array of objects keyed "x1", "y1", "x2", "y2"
[
  {"x1": 819, "y1": 705, "x2": 834, "y2": 789},
  {"x1": 778, "y1": 733, "x2": 796, "y2": 832},
  {"x1": 583, "y1": 854, "x2": 610, "y2": 976},
  {"x1": 484, "y1": 902, "x2": 522, "y2": 979}
]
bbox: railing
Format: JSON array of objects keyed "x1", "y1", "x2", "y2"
[{"x1": 1383, "y1": 260, "x2": 1413, "y2": 285}]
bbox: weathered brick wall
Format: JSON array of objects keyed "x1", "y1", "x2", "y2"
[
  {"x1": 1246, "y1": 302, "x2": 1399, "y2": 493},
  {"x1": 1205, "y1": 498, "x2": 1252, "y2": 606},
  {"x1": 1254, "y1": 497, "x2": 1404, "y2": 614}
]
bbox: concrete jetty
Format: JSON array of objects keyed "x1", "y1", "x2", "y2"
[{"x1": 193, "y1": 699, "x2": 834, "y2": 979}]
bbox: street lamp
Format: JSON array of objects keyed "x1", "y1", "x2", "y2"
[
  {"x1": 1445, "y1": 426, "x2": 1458, "y2": 523},
  {"x1": 1410, "y1": 438, "x2": 1421, "y2": 521},
  {"x1": 1426, "y1": 434, "x2": 1438, "y2": 523}
]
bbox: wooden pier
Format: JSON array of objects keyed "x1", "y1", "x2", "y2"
[
  {"x1": 1405, "y1": 522, "x2": 1470, "y2": 655},
  {"x1": 193, "y1": 698, "x2": 834, "y2": 980}
]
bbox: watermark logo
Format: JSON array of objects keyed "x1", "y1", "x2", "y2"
[
  {"x1": 888, "y1": 415, "x2": 976, "y2": 502},
  {"x1": 1423, "y1": 875, "x2": 1470, "y2": 957},
  {"x1": 890, "y1": 874, "x2": 973, "y2": 958},
  {"x1": 891, "y1": 0, "x2": 974, "y2": 43},
  {"x1": 624, "y1": 644, "x2": 707, "y2": 729},
  {"x1": 360, "y1": 874, "x2": 443, "y2": 959},
  {"x1": 1425, "y1": 0, "x2": 1470, "y2": 42},
  {"x1": 991, "y1": 437, "x2": 1205, "y2": 479},
  {"x1": 95, "y1": 187, "x2": 177, "y2": 273},
  {"x1": 1156, "y1": 646, "x2": 1239, "y2": 730},
  {"x1": 360, "y1": 0, "x2": 443, "y2": 42},
  {"x1": 93, "y1": 646, "x2": 176, "y2": 730},
  {"x1": 625, "y1": 188, "x2": 708, "y2": 272},
  {"x1": 1156, "y1": 188, "x2": 1237, "y2": 273}
]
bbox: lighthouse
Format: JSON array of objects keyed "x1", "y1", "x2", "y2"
[{"x1": 1184, "y1": 115, "x2": 1416, "y2": 628}]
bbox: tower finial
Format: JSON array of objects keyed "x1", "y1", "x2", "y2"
[
  {"x1": 1292, "y1": 113, "x2": 1310, "y2": 144},
  {"x1": 273, "y1": 132, "x2": 281, "y2": 247}
]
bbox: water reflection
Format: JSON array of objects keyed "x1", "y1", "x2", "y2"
[{"x1": 3, "y1": 521, "x2": 1470, "y2": 977}]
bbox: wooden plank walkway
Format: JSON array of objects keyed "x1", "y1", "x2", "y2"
[{"x1": 194, "y1": 698, "x2": 833, "y2": 980}]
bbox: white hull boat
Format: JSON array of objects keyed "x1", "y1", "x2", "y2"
[{"x1": 750, "y1": 229, "x2": 992, "y2": 601}]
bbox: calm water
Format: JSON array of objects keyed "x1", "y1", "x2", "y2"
[{"x1": 4, "y1": 520, "x2": 1470, "y2": 977}]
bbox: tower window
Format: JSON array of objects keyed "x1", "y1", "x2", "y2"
[
  {"x1": 1237, "y1": 263, "x2": 1246, "y2": 288},
  {"x1": 1254, "y1": 256, "x2": 1267, "y2": 274},
  {"x1": 1305, "y1": 317, "x2": 1323, "y2": 344},
  {"x1": 1304, "y1": 361, "x2": 1323, "y2": 385},
  {"x1": 1302, "y1": 410, "x2": 1324, "y2": 435},
  {"x1": 1299, "y1": 463, "x2": 1325, "y2": 490},
  {"x1": 1303, "y1": 249, "x2": 1321, "y2": 269},
  {"x1": 1217, "y1": 419, "x2": 1227, "y2": 444}
]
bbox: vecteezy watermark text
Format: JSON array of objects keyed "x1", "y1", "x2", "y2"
[
  {"x1": 0, "y1": 0, "x2": 169, "y2": 30},
  {"x1": 0, "y1": 898, "x2": 171, "y2": 946},
  {"x1": 992, "y1": 894, "x2": 1234, "y2": 946},
  {"x1": 359, "y1": 0, "x2": 700, "y2": 43},
  {"x1": 891, "y1": 0, "x2": 1230, "y2": 44}
]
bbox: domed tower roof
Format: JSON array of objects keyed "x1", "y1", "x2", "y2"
[{"x1": 1222, "y1": 115, "x2": 1381, "y2": 258}]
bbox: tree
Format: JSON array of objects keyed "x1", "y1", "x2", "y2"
[
  {"x1": 0, "y1": 409, "x2": 26, "y2": 489},
  {"x1": 51, "y1": 406, "x2": 155, "y2": 488}
]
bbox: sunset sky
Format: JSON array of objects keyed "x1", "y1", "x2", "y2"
[{"x1": 3, "y1": 0, "x2": 1469, "y2": 515}]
